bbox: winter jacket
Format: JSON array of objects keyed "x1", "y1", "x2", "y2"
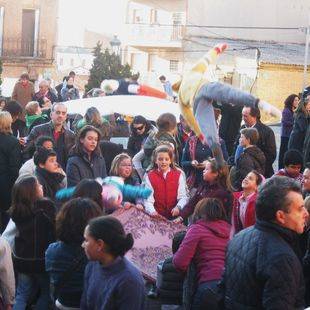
[
  {"x1": 180, "y1": 182, "x2": 233, "y2": 221},
  {"x1": 11, "y1": 119, "x2": 27, "y2": 138},
  {"x1": 12, "y1": 80, "x2": 35, "y2": 108},
  {"x1": 0, "y1": 237, "x2": 15, "y2": 306},
  {"x1": 66, "y1": 151, "x2": 107, "y2": 187},
  {"x1": 281, "y1": 107, "x2": 294, "y2": 138},
  {"x1": 25, "y1": 113, "x2": 49, "y2": 133},
  {"x1": 303, "y1": 123, "x2": 310, "y2": 165},
  {"x1": 157, "y1": 257, "x2": 184, "y2": 305},
  {"x1": 127, "y1": 122, "x2": 157, "y2": 157},
  {"x1": 289, "y1": 113, "x2": 310, "y2": 153},
  {"x1": 12, "y1": 198, "x2": 56, "y2": 274},
  {"x1": 231, "y1": 191, "x2": 257, "y2": 235},
  {"x1": 46, "y1": 242, "x2": 88, "y2": 308},
  {"x1": 274, "y1": 168, "x2": 303, "y2": 185},
  {"x1": 222, "y1": 220, "x2": 305, "y2": 310},
  {"x1": 235, "y1": 122, "x2": 276, "y2": 177},
  {"x1": 233, "y1": 146, "x2": 265, "y2": 191},
  {"x1": 27, "y1": 121, "x2": 75, "y2": 168},
  {"x1": 61, "y1": 85, "x2": 80, "y2": 102},
  {"x1": 0, "y1": 133, "x2": 22, "y2": 212},
  {"x1": 99, "y1": 141, "x2": 124, "y2": 174},
  {"x1": 173, "y1": 220, "x2": 230, "y2": 284},
  {"x1": 35, "y1": 167, "x2": 65, "y2": 200}
]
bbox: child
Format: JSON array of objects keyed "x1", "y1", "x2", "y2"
[
  {"x1": 10, "y1": 176, "x2": 56, "y2": 309},
  {"x1": 233, "y1": 128, "x2": 265, "y2": 191},
  {"x1": 34, "y1": 147, "x2": 66, "y2": 200},
  {"x1": 179, "y1": 158, "x2": 233, "y2": 223},
  {"x1": 274, "y1": 149, "x2": 303, "y2": 184},
  {"x1": 231, "y1": 170, "x2": 264, "y2": 236},
  {"x1": 142, "y1": 145, "x2": 189, "y2": 220},
  {"x1": 110, "y1": 153, "x2": 142, "y2": 209},
  {"x1": 25, "y1": 101, "x2": 49, "y2": 133}
]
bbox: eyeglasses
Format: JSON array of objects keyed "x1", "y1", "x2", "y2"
[{"x1": 133, "y1": 125, "x2": 145, "y2": 131}]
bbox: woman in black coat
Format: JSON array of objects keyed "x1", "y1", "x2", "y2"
[
  {"x1": 66, "y1": 125, "x2": 107, "y2": 187},
  {"x1": 0, "y1": 111, "x2": 22, "y2": 231}
]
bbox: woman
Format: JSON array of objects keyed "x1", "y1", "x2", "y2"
[
  {"x1": 66, "y1": 125, "x2": 107, "y2": 187},
  {"x1": 231, "y1": 171, "x2": 263, "y2": 236},
  {"x1": 173, "y1": 198, "x2": 230, "y2": 309},
  {"x1": 127, "y1": 115, "x2": 156, "y2": 157},
  {"x1": 278, "y1": 94, "x2": 299, "y2": 169},
  {"x1": 179, "y1": 158, "x2": 233, "y2": 223},
  {"x1": 0, "y1": 111, "x2": 22, "y2": 231},
  {"x1": 61, "y1": 76, "x2": 80, "y2": 102},
  {"x1": 81, "y1": 216, "x2": 145, "y2": 310},
  {"x1": 288, "y1": 96, "x2": 310, "y2": 153},
  {"x1": 46, "y1": 198, "x2": 102, "y2": 309},
  {"x1": 11, "y1": 176, "x2": 56, "y2": 310},
  {"x1": 75, "y1": 107, "x2": 111, "y2": 140}
]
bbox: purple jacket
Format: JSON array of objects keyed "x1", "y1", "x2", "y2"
[
  {"x1": 173, "y1": 219, "x2": 230, "y2": 283},
  {"x1": 281, "y1": 107, "x2": 294, "y2": 138}
]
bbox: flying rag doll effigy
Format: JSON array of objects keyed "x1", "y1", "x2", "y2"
[{"x1": 172, "y1": 43, "x2": 281, "y2": 167}]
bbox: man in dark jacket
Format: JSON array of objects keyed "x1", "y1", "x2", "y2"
[
  {"x1": 222, "y1": 176, "x2": 308, "y2": 309},
  {"x1": 233, "y1": 106, "x2": 276, "y2": 177},
  {"x1": 26, "y1": 102, "x2": 75, "y2": 169}
]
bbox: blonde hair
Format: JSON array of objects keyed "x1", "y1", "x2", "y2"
[
  {"x1": 0, "y1": 111, "x2": 13, "y2": 134},
  {"x1": 110, "y1": 153, "x2": 132, "y2": 176},
  {"x1": 25, "y1": 101, "x2": 40, "y2": 116}
]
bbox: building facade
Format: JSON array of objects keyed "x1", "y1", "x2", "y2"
[{"x1": 0, "y1": 0, "x2": 58, "y2": 80}]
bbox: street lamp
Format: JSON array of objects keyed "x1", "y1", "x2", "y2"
[{"x1": 110, "y1": 35, "x2": 121, "y2": 56}]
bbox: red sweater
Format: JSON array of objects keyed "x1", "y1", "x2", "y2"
[
  {"x1": 231, "y1": 191, "x2": 257, "y2": 234},
  {"x1": 173, "y1": 220, "x2": 230, "y2": 283},
  {"x1": 148, "y1": 169, "x2": 181, "y2": 219}
]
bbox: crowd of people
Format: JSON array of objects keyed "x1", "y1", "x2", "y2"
[{"x1": 0, "y1": 71, "x2": 310, "y2": 309}]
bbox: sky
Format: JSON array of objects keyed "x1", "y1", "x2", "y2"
[{"x1": 57, "y1": 0, "x2": 127, "y2": 46}]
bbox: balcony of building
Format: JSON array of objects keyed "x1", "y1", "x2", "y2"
[
  {"x1": 1, "y1": 38, "x2": 47, "y2": 59},
  {"x1": 128, "y1": 23, "x2": 184, "y2": 48}
]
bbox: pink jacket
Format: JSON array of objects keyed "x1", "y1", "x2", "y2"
[{"x1": 173, "y1": 219, "x2": 230, "y2": 284}]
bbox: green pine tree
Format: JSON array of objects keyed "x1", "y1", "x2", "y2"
[{"x1": 85, "y1": 42, "x2": 132, "y2": 93}]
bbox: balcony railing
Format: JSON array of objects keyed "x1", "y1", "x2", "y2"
[
  {"x1": 128, "y1": 23, "x2": 185, "y2": 47},
  {"x1": 1, "y1": 38, "x2": 47, "y2": 58}
]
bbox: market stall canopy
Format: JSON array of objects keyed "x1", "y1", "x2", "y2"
[{"x1": 64, "y1": 95, "x2": 181, "y2": 121}]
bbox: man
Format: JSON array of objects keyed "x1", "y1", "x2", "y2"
[
  {"x1": 303, "y1": 163, "x2": 310, "y2": 198},
  {"x1": 55, "y1": 71, "x2": 76, "y2": 102},
  {"x1": 33, "y1": 79, "x2": 58, "y2": 108},
  {"x1": 12, "y1": 73, "x2": 35, "y2": 109},
  {"x1": 222, "y1": 176, "x2": 308, "y2": 309},
  {"x1": 234, "y1": 106, "x2": 276, "y2": 177},
  {"x1": 26, "y1": 102, "x2": 75, "y2": 169}
]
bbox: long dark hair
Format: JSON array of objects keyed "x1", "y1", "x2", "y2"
[
  {"x1": 284, "y1": 94, "x2": 299, "y2": 111},
  {"x1": 72, "y1": 125, "x2": 101, "y2": 156},
  {"x1": 10, "y1": 176, "x2": 40, "y2": 218},
  {"x1": 206, "y1": 158, "x2": 231, "y2": 191},
  {"x1": 87, "y1": 216, "x2": 134, "y2": 257},
  {"x1": 193, "y1": 198, "x2": 227, "y2": 223}
]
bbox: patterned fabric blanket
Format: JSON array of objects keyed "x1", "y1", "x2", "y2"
[{"x1": 112, "y1": 207, "x2": 186, "y2": 282}]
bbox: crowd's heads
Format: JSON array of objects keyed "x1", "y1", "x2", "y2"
[
  {"x1": 75, "y1": 125, "x2": 101, "y2": 155},
  {"x1": 34, "y1": 147, "x2": 58, "y2": 173},
  {"x1": 283, "y1": 149, "x2": 303, "y2": 177},
  {"x1": 84, "y1": 107, "x2": 102, "y2": 126},
  {"x1": 73, "y1": 179, "x2": 104, "y2": 211},
  {"x1": 0, "y1": 97, "x2": 7, "y2": 110},
  {"x1": 38, "y1": 80, "x2": 49, "y2": 93},
  {"x1": 35, "y1": 136, "x2": 55, "y2": 151},
  {"x1": 159, "y1": 75, "x2": 166, "y2": 82},
  {"x1": 240, "y1": 128, "x2": 259, "y2": 146},
  {"x1": 156, "y1": 113, "x2": 177, "y2": 133},
  {"x1": 25, "y1": 101, "x2": 41, "y2": 116},
  {"x1": 193, "y1": 198, "x2": 227, "y2": 223},
  {"x1": 56, "y1": 198, "x2": 102, "y2": 244},
  {"x1": 256, "y1": 176, "x2": 308, "y2": 234},
  {"x1": 11, "y1": 176, "x2": 43, "y2": 218},
  {"x1": 83, "y1": 216, "x2": 134, "y2": 259},
  {"x1": 242, "y1": 170, "x2": 264, "y2": 192},
  {"x1": 20, "y1": 73, "x2": 30, "y2": 84},
  {"x1": 303, "y1": 163, "x2": 310, "y2": 193},
  {"x1": 284, "y1": 94, "x2": 299, "y2": 111},
  {"x1": 4, "y1": 100, "x2": 23, "y2": 121},
  {"x1": 110, "y1": 153, "x2": 133, "y2": 178},
  {"x1": 152, "y1": 144, "x2": 175, "y2": 171},
  {"x1": 0, "y1": 111, "x2": 12, "y2": 134},
  {"x1": 131, "y1": 115, "x2": 148, "y2": 136}
]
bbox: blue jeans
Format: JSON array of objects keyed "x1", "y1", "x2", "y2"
[
  {"x1": 13, "y1": 272, "x2": 50, "y2": 310},
  {"x1": 191, "y1": 280, "x2": 219, "y2": 310}
]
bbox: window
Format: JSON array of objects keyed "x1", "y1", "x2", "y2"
[
  {"x1": 21, "y1": 9, "x2": 36, "y2": 56},
  {"x1": 169, "y1": 60, "x2": 179, "y2": 72},
  {"x1": 70, "y1": 58, "x2": 74, "y2": 67},
  {"x1": 132, "y1": 9, "x2": 143, "y2": 23},
  {"x1": 150, "y1": 9, "x2": 157, "y2": 24}
]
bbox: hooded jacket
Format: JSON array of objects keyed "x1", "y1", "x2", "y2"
[
  {"x1": 173, "y1": 219, "x2": 230, "y2": 284},
  {"x1": 234, "y1": 146, "x2": 265, "y2": 191}
]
